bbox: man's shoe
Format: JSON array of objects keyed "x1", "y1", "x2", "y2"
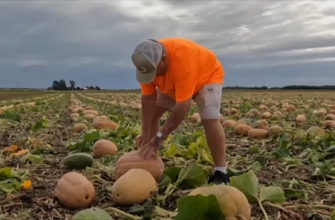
[{"x1": 208, "y1": 170, "x2": 230, "y2": 185}]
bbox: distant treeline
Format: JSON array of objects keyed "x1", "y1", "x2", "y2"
[{"x1": 47, "y1": 79, "x2": 101, "y2": 91}]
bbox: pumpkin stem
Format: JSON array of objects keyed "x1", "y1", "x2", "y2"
[
  {"x1": 257, "y1": 199, "x2": 269, "y2": 220},
  {"x1": 104, "y1": 207, "x2": 140, "y2": 220}
]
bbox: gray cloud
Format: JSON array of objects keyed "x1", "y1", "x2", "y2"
[{"x1": 0, "y1": 0, "x2": 334, "y2": 89}]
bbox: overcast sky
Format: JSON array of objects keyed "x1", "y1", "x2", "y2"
[{"x1": 0, "y1": 1, "x2": 335, "y2": 89}]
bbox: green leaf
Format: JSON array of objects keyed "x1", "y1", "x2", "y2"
[
  {"x1": 255, "y1": 156, "x2": 269, "y2": 166},
  {"x1": 0, "y1": 111, "x2": 21, "y2": 122},
  {"x1": 158, "y1": 174, "x2": 172, "y2": 187},
  {"x1": 273, "y1": 134, "x2": 291, "y2": 159},
  {"x1": 175, "y1": 195, "x2": 225, "y2": 220},
  {"x1": 228, "y1": 161, "x2": 262, "y2": 176},
  {"x1": 0, "y1": 167, "x2": 21, "y2": 180},
  {"x1": 20, "y1": 153, "x2": 44, "y2": 165},
  {"x1": 176, "y1": 164, "x2": 207, "y2": 189},
  {"x1": 66, "y1": 140, "x2": 89, "y2": 152},
  {"x1": 250, "y1": 161, "x2": 262, "y2": 172},
  {"x1": 84, "y1": 129, "x2": 100, "y2": 143},
  {"x1": 197, "y1": 148, "x2": 214, "y2": 166},
  {"x1": 131, "y1": 123, "x2": 142, "y2": 134},
  {"x1": 165, "y1": 144, "x2": 177, "y2": 157},
  {"x1": 0, "y1": 167, "x2": 13, "y2": 180},
  {"x1": 160, "y1": 167, "x2": 181, "y2": 185},
  {"x1": 230, "y1": 170, "x2": 259, "y2": 202},
  {"x1": 0, "y1": 178, "x2": 22, "y2": 194},
  {"x1": 249, "y1": 146, "x2": 260, "y2": 154},
  {"x1": 128, "y1": 204, "x2": 154, "y2": 214},
  {"x1": 259, "y1": 186, "x2": 285, "y2": 203},
  {"x1": 282, "y1": 188, "x2": 307, "y2": 200}
]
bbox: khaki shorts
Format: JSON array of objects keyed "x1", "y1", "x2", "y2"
[{"x1": 156, "y1": 83, "x2": 222, "y2": 120}]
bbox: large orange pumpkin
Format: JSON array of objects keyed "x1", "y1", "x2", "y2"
[{"x1": 114, "y1": 151, "x2": 164, "y2": 182}]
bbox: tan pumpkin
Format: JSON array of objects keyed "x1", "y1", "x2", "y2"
[
  {"x1": 70, "y1": 113, "x2": 79, "y2": 118},
  {"x1": 260, "y1": 112, "x2": 271, "y2": 120},
  {"x1": 324, "y1": 120, "x2": 335, "y2": 128},
  {"x1": 93, "y1": 120, "x2": 118, "y2": 130},
  {"x1": 83, "y1": 110, "x2": 99, "y2": 116},
  {"x1": 93, "y1": 139, "x2": 118, "y2": 158},
  {"x1": 83, "y1": 114, "x2": 96, "y2": 120},
  {"x1": 72, "y1": 107, "x2": 84, "y2": 113},
  {"x1": 221, "y1": 108, "x2": 231, "y2": 116},
  {"x1": 247, "y1": 109, "x2": 259, "y2": 117},
  {"x1": 55, "y1": 172, "x2": 95, "y2": 208},
  {"x1": 93, "y1": 115, "x2": 110, "y2": 122},
  {"x1": 253, "y1": 119, "x2": 269, "y2": 130},
  {"x1": 287, "y1": 105, "x2": 296, "y2": 111},
  {"x1": 219, "y1": 115, "x2": 225, "y2": 123},
  {"x1": 83, "y1": 106, "x2": 94, "y2": 110},
  {"x1": 324, "y1": 114, "x2": 335, "y2": 121},
  {"x1": 70, "y1": 117, "x2": 79, "y2": 122},
  {"x1": 222, "y1": 120, "x2": 236, "y2": 128},
  {"x1": 72, "y1": 123, "x2": 87, "y2": 132},
  {"x1": 268, "y1": 125, "x2": 284, "y2": 137},
  {"x1": 317, "y1": 108, "x2": 327, "y2": 116},
  {"x1": 115, "y1": 151, "x2": 164, "y2": 181},
  {"x1": 188, "y1": 185, "x2": 251, "y2": 220},
  {"x1": 191, "y1": 113, "x2": 201, "y2": 123},
  {"x1": 296, "y1": 114, "x2": 306, "y2": 123},
  {"x1": 270, "y1": 106, "x2": 278, "y2": 111},
  {"x1": 230, "y1": 108, "x2": 238, "y2": 114},
  {"x1": 306, "y1": 126, "x2": 325, "y2": 137},
  {"x1": 259, "y1": 105, "x2": 268, "y2": 111},
  {"x1": 234, "y1": 124, "x2": 252, "y2": 136},
  {"x1": 248, "y1": 129, "x2": 268, "y2": 139},
  {"x1": 245, "y1": 112, "x2": 255, "y2": 118},
  {"x1": 112, "y1": 169, "x2": 157, "y2": 205},
  {"x1": 272, "y1": 111, "x2": 282, "y2": 120},
  {"x1": 236, "y1": 119, "x2": 249, "y2": 125}
]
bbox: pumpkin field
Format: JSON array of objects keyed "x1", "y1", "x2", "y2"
[{"x1": 1, "y1": 90, "x2": 335, "y2": 220}]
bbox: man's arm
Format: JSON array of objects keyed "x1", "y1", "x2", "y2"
[
  {"x1": 141, "y1": 92, "x2": 157, "y2": 139},
  {"x1": 159, "y1": 69, "x2": 196, "y2": 138},
  {"x1": 160, "y1": 98, "x2": 191, "y2": 138}
]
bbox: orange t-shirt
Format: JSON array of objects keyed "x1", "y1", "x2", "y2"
[{"x1": 140, "y1": 38, "x2": 224, "y2": 102}]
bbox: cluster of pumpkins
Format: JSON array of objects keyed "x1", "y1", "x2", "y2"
[
  {"x1": 190, "y1": 110, "x2": 284, "y2": 140},
  {"x1": 189, "y1": 103, "x2": 335, "y2": 140},
  {"x1": 54, "y1": 96, "x2": 166, "y2": 210},
  {"x1": 55, "y1": 148, "x2": 165, "y2": 208},
  {"x1": 77, "y1": 93, "x2": 142, "y2": 110},
  {"x1": 67, "y1": 95, "x2": 119, "y2": 132},
  {"x1": 56, "y1": 95, "x2": 252, "y2": 219},
  {"x1": 55, "y1": 143, "x2": 252, "y2": 219}
]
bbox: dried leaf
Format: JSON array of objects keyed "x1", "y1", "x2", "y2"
[
  {"x1": 4, "y1": 145, "x2": 18, "y2": 152},
  {"x1": 10, "y1": 149, "x2": 29, "y2": 158}
]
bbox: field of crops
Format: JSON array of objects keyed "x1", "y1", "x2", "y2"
[{"x1": 1, "y1": 90, "x2": 335, "y2": 220}]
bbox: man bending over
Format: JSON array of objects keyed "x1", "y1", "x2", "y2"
[{"x1": 131, "y1": 37, "x2": 229, "y2": 185}]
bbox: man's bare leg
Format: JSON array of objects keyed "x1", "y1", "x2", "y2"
[
  {"x1": 201, "y1": 118, "x2": 227, "y2": 167},
  {"x1": 202, "y1": 118, "x2": 229, "y2": 184}
]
